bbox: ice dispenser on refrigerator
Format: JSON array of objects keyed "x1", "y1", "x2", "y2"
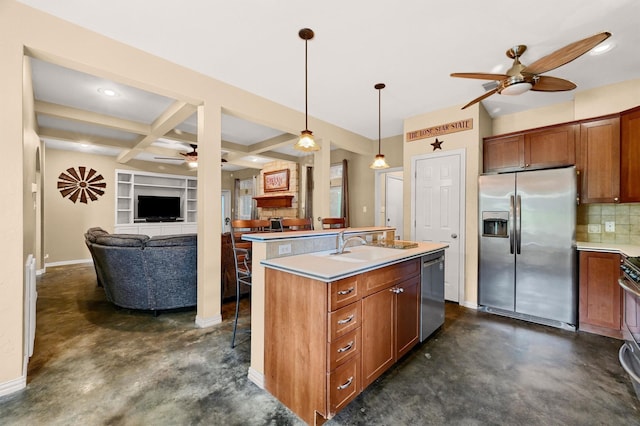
[{"x1": 482, "y1": 211, "x2": 509, "y2": 238}]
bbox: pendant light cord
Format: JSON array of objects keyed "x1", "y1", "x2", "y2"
[
  {"x1": 378, "y1": 87, "x2": 381, "y2": 155},
  {"x1": 304, "y1": 37, "x2": 309, "y2": 131}
]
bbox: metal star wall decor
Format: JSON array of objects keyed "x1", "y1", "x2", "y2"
[
  {"x1": 57, "y1": 166, "x2": 106, "y2": 204},
  {"x1": 431, "y1": 138, "x2": 443, "y2": 151}
]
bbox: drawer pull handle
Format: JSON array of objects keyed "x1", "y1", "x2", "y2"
[
  {"x1": 337, "y1": 376, "x2": 354, "y2": 390},
  {"x1": 337, "y1": 314, "x2": 354, "y2": 325},
  {"x1": 390, "y1": 287, "x2": 404, "y2": 294},
  {"x1": 337, "y1": 287, "x2": 354, "y2": 296},
  {"x1": 337, "y1": 341, "x2": 354, "y2": 353}
]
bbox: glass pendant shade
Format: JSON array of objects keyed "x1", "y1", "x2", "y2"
[
  {"x1": 295, "y1": 129, "x2": 319, "y2": 152},
  {"x1": 370, "y1": 154, "x2": 389, "y2": 169}
]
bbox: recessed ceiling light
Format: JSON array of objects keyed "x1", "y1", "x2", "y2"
[
  {"x1": 589, "y1": 42, "x2": 614, "y2": 56},
  {"x1": 80, "y1": 143, "x2": 89, "y2": 148},
  {"x1": 98, "y1": 87, "x2": 118, "y2": 97}
]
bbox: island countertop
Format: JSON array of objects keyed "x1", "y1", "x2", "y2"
[{"x1": 261, "y1": 241, "x2": 449, "y2": 282}]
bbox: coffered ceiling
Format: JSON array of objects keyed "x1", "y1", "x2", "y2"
[{"x1": 20, "y1": 0, "x2": 640, "y2": 170}]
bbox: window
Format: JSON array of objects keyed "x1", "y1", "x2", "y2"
[
  {"x1": 329, "y1": 163, "x2": 343, "y2": 218},
  {"x1": 237, "y1": 178, "x2": 255, "y2": 220}
]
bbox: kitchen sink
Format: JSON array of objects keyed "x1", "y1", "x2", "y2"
[{"x1": 312, "y1": 245, "x2": 401, "y2": 263}]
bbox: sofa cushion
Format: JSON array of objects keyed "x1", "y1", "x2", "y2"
[
  {"x1": 146, "y1": 234, "x2": 197, "y2": 247},
  {"x1": 94, "y1": 234, "x2": 149, "y2": 247}
]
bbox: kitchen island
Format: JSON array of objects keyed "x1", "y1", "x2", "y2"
[{"x1": 258, "y1": 237, "x2": 448, "y2": 425}]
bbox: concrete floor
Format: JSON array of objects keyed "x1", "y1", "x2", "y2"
[{"x1": 0, "y1": 263, "x2": 638, "y2": 425}]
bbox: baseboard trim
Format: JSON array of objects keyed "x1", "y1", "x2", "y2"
[
  {"x1": 0, "y1": 374, "x2": 26, "y2": 398},
  {"x1": 247, "y1": 367, "x2": 265, "y2": 389},
  {"x1": 45, "y1": 258, "x2": 92, "y2": 268},
  {"x1": 460, "y1": 301, "x2": 478, "y2": 310},
  {"x1": 195, "y1": 314, "x2": 222, "y2": 328}
]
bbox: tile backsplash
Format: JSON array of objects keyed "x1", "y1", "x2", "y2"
[{"x1": 577, "y1": 203, "x2": 640, "y2": 244}]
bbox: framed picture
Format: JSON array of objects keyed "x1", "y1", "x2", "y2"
[{"x1": 264, "y1": 169, "x2": 290, "y2": 192}]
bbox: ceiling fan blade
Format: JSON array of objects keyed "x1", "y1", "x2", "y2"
[
  {"x1": 451, "y1": 72, "x2": 509, "y2": 81},
  {"x1": 461, "y1": 88, "x2": 499, "y2": 110},
  {"x1": 155, "y1": 156, "x2": 183, "y2": 161},
  {"x1": 531, "y1": 75, "x2": 577, "y2": 92},
  {"x1": 524, "y1": 31, "x2": 611, "y2": 75}
]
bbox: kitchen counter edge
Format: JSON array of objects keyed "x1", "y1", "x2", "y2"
[
  {"x1": 577, "y1": 241, "x2": 640, "y2": 257},
  {"x1": 261, "y1": 242, "x2": 448, "y2": 282}
]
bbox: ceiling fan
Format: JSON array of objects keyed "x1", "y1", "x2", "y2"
[
  {"x1": 155, "y1": 144, "x2": 228, "y2": 167},
  {"x1": 451, "y1": 31, "x2": 611, "y2": 110},
  {"x1": 155, "y1": 143, "x2": 199, "y2": 167}
]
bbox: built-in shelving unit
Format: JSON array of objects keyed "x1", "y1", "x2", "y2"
[{"x1": 115, "y1": 169, "x2": 197, "y2": 236}]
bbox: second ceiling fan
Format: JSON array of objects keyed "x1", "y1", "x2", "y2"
[{"x1": 451, "y1": 31, "x2": 611, "y2": 110}]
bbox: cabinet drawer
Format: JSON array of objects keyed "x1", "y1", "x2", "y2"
[
  {"x1": 328, "y1": 355, "x2": 361, "y2": 416},
  {"x1": 329, "y1": 275, "x2": 360, "y2": 310},
  {"x1": 328, "y1": 327, "x2": 361, "y2": 371},
  {"x1": 361, "y1": 258, "x2": 420, "y2": 296},
  {"x1": 328, "y1": 301, "x2": 361, "y2": 341}
]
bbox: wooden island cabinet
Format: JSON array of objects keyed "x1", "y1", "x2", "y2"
[{"x1": 264, "y1": 257, "x2": 422, "y2": 425}]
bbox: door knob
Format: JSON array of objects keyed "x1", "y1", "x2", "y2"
[{"x1": 451, "y1": 233, "x2": 458, "y2": 239}]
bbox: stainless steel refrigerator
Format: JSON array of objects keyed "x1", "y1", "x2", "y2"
[{"x1": 478, "y1": 166, "x2": 577, "y2": 329}]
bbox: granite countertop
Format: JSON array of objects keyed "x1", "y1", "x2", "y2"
[
  {"x1": 261, "y1": 242, "x2": 448, "y2": 282},
  {"x1": 577, "y1": 241, "x2": 640, "y2": 257}
]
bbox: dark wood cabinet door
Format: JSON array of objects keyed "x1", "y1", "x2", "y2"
[
  {"x1": 579, "y1": 117, "x2": 621, "y2": 204},
  {"x1": 579, "y1": 251, "x2": 622, "y2": 338},
  {"x1": 362, "y1": 288, "x2": 394, "y2": 388},
  {"x1": 621, "y1": 107, "x2": 640, "y2": 202},
  {"x1": 524, "y1": 124, "x2": 577, "y2": 169},
  {"x1": 395, "y1": 275, "x2": 420, "y2": 360},
  {"x1": 483, "y1": 135, "x2": 524, "y2": 173}
]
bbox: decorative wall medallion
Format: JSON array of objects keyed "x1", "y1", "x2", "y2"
[
  {"x1": 431, "y1": 138, "x2": 444, "y2": 151},
  {"x1": 57, "y1": 166, "x2": 106, "y2": 204}
]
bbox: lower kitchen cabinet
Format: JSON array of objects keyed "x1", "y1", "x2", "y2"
[
  {"x1": 362, "y1": 273, "x2": 420, "y2": 388},
  {"x1": 578, "y1": 251, "x2": 623, "y2": 339},
  {"x1": 264, "y1": 257, "x2": 421, "y2": 425}
]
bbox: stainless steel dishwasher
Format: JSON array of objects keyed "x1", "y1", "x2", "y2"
[{"x1": 420, "y1": 250, "x2": 445, "y2": 341}]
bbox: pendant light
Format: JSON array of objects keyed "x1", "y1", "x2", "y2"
[
  {"x1": 370, "y1": 83, "x2": 390, "y2": 169},
  {"x1": 294, "y1": 28, "x2": 320, "y2": 152}
]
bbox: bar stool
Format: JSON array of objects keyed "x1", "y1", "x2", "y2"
[
  {"x1": 230, "y1": 219, "x2": 269, "y2": 348},
  {"x1": 321, "y1": 217, "x2": 346, "y2": 229}
]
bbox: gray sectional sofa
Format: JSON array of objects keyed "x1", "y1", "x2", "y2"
[{"x1": 84, "y1": 227, "x2": 197, "y2": 312}]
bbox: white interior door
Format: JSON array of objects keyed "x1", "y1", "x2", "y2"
[
  {"x1": 385, "y1": 173, "x2": 403, "y2": 240},
  {"x1": 412, "y1": 150, "x2": 465, "y2": 302},
  {"x1": 222, "y1": 190, "x2": 231, "y2": 233}
]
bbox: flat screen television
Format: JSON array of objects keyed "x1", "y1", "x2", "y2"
[{"x1": 137, "y1": 195, "x2": 181, "y2": 221}]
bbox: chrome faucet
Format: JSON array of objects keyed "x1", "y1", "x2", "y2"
[{"x1": 336, "y1": 230, "x2": 367, "y2": 254}]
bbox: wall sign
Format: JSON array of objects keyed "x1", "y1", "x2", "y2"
[
  {"x1": 264, "y1": 169, "x2": 290, "y2": 193},
  {"x1": 406, "y1": 118, "x2": 473, "y2": 142},
  {"x1": 57, "y1": 166, "x2": 106, "y2": 204}
]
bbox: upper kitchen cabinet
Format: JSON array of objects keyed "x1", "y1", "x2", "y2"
[
  {"x1": 483, "y1": 124, "x2": 577, "y2": 173},
  {"x1": 578, "y1": 117, "x2": 621, "y2": 204},
  {"x1": 620, "y1": 106, "x2": 640, "y2": 203},
  {"x1": 483, "y1": 134, "x2": 524, "y2": 173}
]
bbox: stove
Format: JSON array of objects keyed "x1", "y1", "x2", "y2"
[{"x1": 618, "y1": 255, "x2": 640, "y2": 400}]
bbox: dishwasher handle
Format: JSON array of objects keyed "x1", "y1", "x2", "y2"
[{"x1": 423, "y1": 256, "x2": 444, "y2": 268}]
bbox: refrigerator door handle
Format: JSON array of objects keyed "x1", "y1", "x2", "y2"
[
  {"x1": 516, "y1": 195, "x2": 522, "y2": 255},
  {"x1": 509, "y1": 195, "x2": 515, "y2": 255}
]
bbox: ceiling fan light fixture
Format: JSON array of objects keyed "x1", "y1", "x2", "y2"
[
  {"x1": 370, "y1": 83, "x2": 389, "y2": 170},
  {"x1": 499, "y1": 76, "x2": 533, "y2": 96},
  {"x1": 187, "y1": 160, "x2": 198, "y2": 168},
  {"x1": 294, "y1": 28, "x2": 320, "y2": 152}
]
